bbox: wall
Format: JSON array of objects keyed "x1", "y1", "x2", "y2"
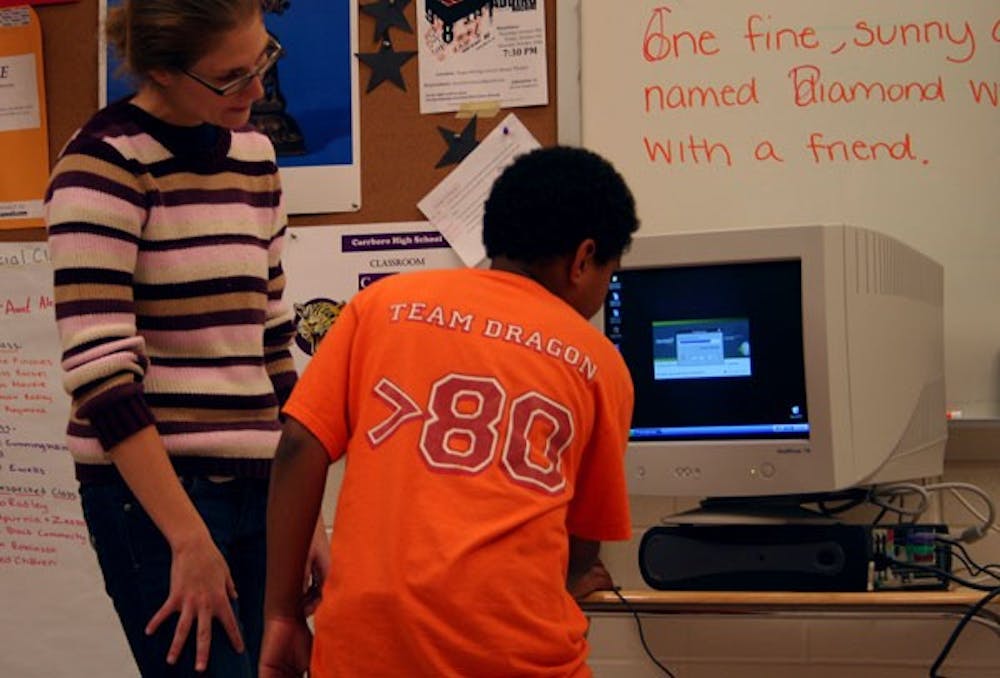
[
  {"x1": 555, "y1": 1, "x2": 1000, "y2": 674},
  {"x1": 2, "y1": 0, "x2": 997, "y2": 674},
  {"x1": 577, "y1": 0, "x2": 1000, "y2": 421}
]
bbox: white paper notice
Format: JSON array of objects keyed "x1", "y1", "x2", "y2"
[
  {"x1": 0, "y1": 53, "x2": 40, "y2": 133},
  {"x1": 280, "y1": 222, "x2": 463, "y2": 538},
  {"x1": 418, "y1": 113, "x2": 540, "y2": 267},
  {"x1": 0, "y1": 199, "x2": 42, "y2": 221},
  {"x1": 282, "y1": 222, "x2": 463, "y2": 372},
  {"x1": 417, "y1": 0, "x2": 547, "y2": 114}
]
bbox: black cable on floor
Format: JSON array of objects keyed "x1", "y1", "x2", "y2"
[{"x1": 609, "y1": 587, "x2": 678, "y2": 677}]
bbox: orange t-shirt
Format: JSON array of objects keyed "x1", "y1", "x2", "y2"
[{"x1": 284, "y1": 268, "x2": 633, "y2": 677}]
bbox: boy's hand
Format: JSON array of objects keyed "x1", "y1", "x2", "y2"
[
  {"x1": 302, "y1": 519, "x2": 330, "y2": 617},
  {"x1": 259, "y1": 616, "x2": 312, "y2": 678},
  {"x1": 568, "y1": 558, "x2": 614, "y2": 600}
]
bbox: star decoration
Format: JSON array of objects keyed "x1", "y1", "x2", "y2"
[
  {"x1": 356, "y1": 38, "x2": 417, "y2": 92},
  {"x1": 360, "y1": 0, "x2": 413, "y2": 42},
  {"x1": 435, "y1": 116, "x2": 479, "y2": 168}
]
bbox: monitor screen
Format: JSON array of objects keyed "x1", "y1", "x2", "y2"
[
  {"x1": 604, "y1": 261, "x2": 809, "y2": 440},
  {"x1": 595, "y1": 225, "x2": 946, "y2": 499},
  {"x1": 606, "y1": 260, "x2": 808, "y2": 443}
]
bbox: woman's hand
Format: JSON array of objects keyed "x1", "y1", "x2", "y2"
[
  {"x1": 106, "y1": 428, "x2": 246, "y2": 672},
  {"x1": 145, "y1": 531, "x2": 244, "y2": 671}
]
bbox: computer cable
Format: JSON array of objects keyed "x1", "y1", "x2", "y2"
[
  {"x1": 945, "y1": 548, "x2": 1000, "y2": 586},
  {"x1": 608, "y1": 587, "x2": 677, "y2": 677},
  {"x1": 935, "y1": 536, "x2": 1000, "y2": 583},
  {"x1": 814, "y1": 488, "x2": 871, "y2": 517},
  {"x1": 874, "y1": 553, "x2": 997, "y2": 592},
  {"x1": 870, "y1": 482, "x2": 997, "y2": 543},
  {"x1": 869, "y1": 482, "x2": 931, "y2": 519},
  {"x1": 873, "y1": 554, "x2": 1000, "y2": 676},
  {"x1": 928, "y1": 584, "x2": 1000, "y2": 678},
  {"x1": 868, "y1": 489, "x2": 911, "y2": 527},
  {"x1": 943, "y1": 485, "x2": 999, "y2": 542}
]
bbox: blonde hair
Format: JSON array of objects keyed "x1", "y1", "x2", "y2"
[{"x1": 105, "y1": 0, "x2": 260, "y2": 79}]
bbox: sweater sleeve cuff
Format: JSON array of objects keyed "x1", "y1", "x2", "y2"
[
  {"x1": 89, "y1": 394, "x2": 156, "y2": 452},
  {"x1": 272, "y1": 372, "x2": 298, "y2": 409}
]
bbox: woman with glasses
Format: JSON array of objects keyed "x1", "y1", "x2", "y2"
[{"x1": 43, "y1": 1, "x2": 326, "y2": 675}]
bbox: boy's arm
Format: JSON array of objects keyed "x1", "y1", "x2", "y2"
[
  {"x1": 265, "y1": 417, "x2": 331, "y2": 619},
  {"x1": 261, "y1": 418, "x2": 331, "y2": 675},
  {"x1": 567, "y1": 536, "x2": 614, "y2": 600}
]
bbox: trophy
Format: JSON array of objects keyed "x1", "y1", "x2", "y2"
[{"x1": 253, "y1": 0, "x2": 306, "y2": 155}]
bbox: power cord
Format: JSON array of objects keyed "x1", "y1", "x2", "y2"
[
  {"x1": 608, "y1": 587, "x2": 677, "y2": 677},
  {"x1": 947, "y1": 549, "x2": 1000, "y2": 586},
  {"x1": 936, "y1": 536, "x2": 1000, "y2": 583},
  {"x1": 872, "y1": 482, "x2": 997, "y2": 543},
  {"x1": 815, "y1": 488, "x2": 870, "y2": 516},
  {"x1": 945, "y1": 485, "x2": 1000, "y2": 541},
  {"x1": 869, "y1": 482, "x2": 931, "y2": 519},
  {"x1": 928, "y1": 584, "x2": 1000, "y2": 678},
  {"x1": 874, "y1": 553, "x2": 997, "y2": 592},
  {"x1": 874, "y1": 553, "x2": 1000, "y2": 677}
]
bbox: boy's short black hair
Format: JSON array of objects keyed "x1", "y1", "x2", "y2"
[{"x1": 483, "y1": 146, "x2": 639, "y2": 265}]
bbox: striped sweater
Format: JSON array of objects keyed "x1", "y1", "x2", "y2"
[{"x1": 44, "y1": 100, "x2": 297, "y2": 482}]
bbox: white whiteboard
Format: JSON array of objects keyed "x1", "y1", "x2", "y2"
[{"x1": 580, "y1": 0, "x2": 1000, "y2": 420}]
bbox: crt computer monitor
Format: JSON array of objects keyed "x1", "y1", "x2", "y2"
[{"x1": 596, "y1": 224, "x2": 947, "y2": 501}]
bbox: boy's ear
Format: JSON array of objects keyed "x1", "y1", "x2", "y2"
[{"x1": 569, "y1": 239, "x2": 598, "y2": 282}]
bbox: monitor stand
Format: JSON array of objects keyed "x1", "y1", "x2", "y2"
[{"x1": 662, "y1": 494, "x2": 850, "y2": 526}]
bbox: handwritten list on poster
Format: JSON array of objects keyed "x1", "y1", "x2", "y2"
[
  {"x1": 0, "y1": 244, "x2": 82, "y2": 568},
  {"x1": 0, "y1": 242, "x2": 132, "y2": 676},
  {"x1": 580, "y1": 0, "x2": 1000, "y2": 419}
]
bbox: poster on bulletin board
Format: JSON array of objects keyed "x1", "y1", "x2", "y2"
[
  {"x1": 98, "y1": 0, "x2": 362, "y2": 216},
  {"x1": 282, "y1": 221, "x2": 463, "y2": 373},
  {"x1": 0, "y1": 6, "x2": 49, "y2": 230},
  {"x1": 417, "y1": 0, "x2": 549, "y2": 114}
]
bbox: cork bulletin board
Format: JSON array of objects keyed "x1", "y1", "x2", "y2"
[
  {"x1": 2, "y1": 0, "x2": 558, "y2": 243},
  {"x1": 0, "y1": 4, "x2": 557, "y2": 674}
]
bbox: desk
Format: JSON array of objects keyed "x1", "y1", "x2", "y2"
[
  {"x1": 581, "y1": 587, "x2": 1000, "y2": 630},
  {"x1": 579, "y1": 588, "x2": 1000, "y2": 675}
]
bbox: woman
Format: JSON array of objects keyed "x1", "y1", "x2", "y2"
[{"x1": 44, "y1": 1, "x2": 326, "y2": 675}]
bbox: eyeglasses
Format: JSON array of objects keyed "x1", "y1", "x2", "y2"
[{"x1": 183, "y1": 37, "x2": 284, "y2": 96}]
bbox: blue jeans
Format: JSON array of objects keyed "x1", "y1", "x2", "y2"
[{"x1": 81, "y1": 476, "x2": 269, "y2": 678}]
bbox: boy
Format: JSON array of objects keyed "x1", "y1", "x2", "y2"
[{"x1": 261, "y1": 146, "x2": 640, "y2": 677}]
